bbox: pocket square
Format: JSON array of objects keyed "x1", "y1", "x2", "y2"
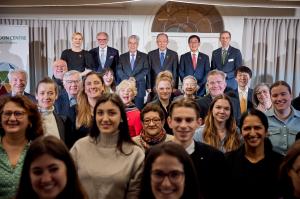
[
  {"x1": 109, "y1": 56, "x2": 114, "y2": 59},
  {"x1": 228, "y1": 58, "x2": 234, "y2": 62}
]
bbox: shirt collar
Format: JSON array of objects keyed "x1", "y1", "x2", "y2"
[
  {"x1": 99, "y1": 46, "x2": 107, "y2": 51},
  {"x1": 185, "y1": 141, "x2": 195, "y2": 155}
]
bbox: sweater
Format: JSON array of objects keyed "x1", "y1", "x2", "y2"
[{"x1": 70, "y1": 132, "x2": 144, "y2": 199}]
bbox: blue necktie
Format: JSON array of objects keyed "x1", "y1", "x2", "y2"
[
  {"x1": 130, "y1": 54, "x2": 135, "y2": 70},
  {"x1": 160, "y1": 52, "x2": 165, "y2": 68}
]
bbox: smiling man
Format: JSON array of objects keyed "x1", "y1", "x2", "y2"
[
  {"x1": 266, "y1": 80, "x2": 300, "y2": 155},
  {"x1": 52, "y1": 59, "x2": 68, "y2": 94},
  {"x1": 168, "y1": 97, "x2": 226, "y2": 199}
]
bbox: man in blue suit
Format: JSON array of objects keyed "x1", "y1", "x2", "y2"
[
  {"x1": 116, "y1": 35, "x2": 149, "y2": 110},
  {"x1": 6, "y1": 68, "x2": 36, "y2": 103},
  {"x1": 211, "y1": 31, "x2": 242, "y2": 90},
  {"x1": 89, "y1": 32, "x2": 119, "y2": 79},
  {"x1": 179, "y1": 35, "x2": 210, "y2": 96},
  {"x1": 147, "y1": 33, "x2": 178, "y2": 90},
  {"x1": 231, "y1": 66, "x2": 254, "y2": 114}
]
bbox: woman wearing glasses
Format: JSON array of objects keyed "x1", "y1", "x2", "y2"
[
  {"x1": 133, "y1": 103, "x2": 173, "y2": 151},
  {"x1": 278, "y1": 140, "x2": 300, "y2": 199},
  {"x1": 252, "y1": 83, "x2": 272, "y2": 112},
  {"x1": 0, "y1": 95, "x2": 43, "y2": 199},
  {"x1": 139, "y1": 142, "x2": 202, "y2": 199}
]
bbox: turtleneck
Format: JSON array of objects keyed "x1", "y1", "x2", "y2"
[
  {"x1": 97, "y1": 131, "x2": 119, "y2": 148},
  {"x1": 39, "y1": 106, "x2": 55, "y2": 116}
]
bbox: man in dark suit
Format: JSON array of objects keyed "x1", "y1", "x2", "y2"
[
  {"x1": 147, "y1": 33, "x2": 178, "y2": 90},
  {"x1": 116, "y1": 35, "x2": 149, "y2": 110},
  {"x1": 89, "y1": 32, "x2": 119, "y2": 79},
  {"x1": 179, "y1": 35, "x2": 210, "y2": 97},
  {"x1": 6, "y1": 68, "x2": 36, "y2": 103},
  {"x1": 231, "y1": 66, "x2": 254, "y2": 114},
  {"x1": 211, "y1": 31, "x2": 242, "y2": 90},
  {"x1": 51, "y1": 59, "x2": 68, "y2": 95},
  {"x1": 197, "y1": 69, "x2": 241, "y2": 123}
]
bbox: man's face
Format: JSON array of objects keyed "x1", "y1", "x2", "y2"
[
  {"x1": 10, "y1": 73, "x2": 27, "y2": 95},
  {"x1": 63, "y1": 74, "x2": 81, "y2": 96},
  {"x1": 270, "y1": 85, "x2": 292, "y2": 113},
  {"x1": 168, "y1": 106, "x2": 202, "y2": 146},
  {"x1": 128, "y1": 38, "x2": 138, "y2": 53},
  {"x1": 188, "y1": 37, "x2": 200, "y2": 53},
  {"x1": 207, "y1": 74, "x2": 227, "y2": 97},
  {"x1": 156, "y1": 35, "x2": 168, "y2": 51},
  {"x1": 97, "y1": 33, "x2": 108, "y2": 49},
  {"x1": 235, "y1": 72, "x2": 250, "y2": 89},
  {"x1": 220, "y1": 32, "x2": 231, "y2": 48},
  {"x1": 53, "y1": 61, "x2": 68, "y2": 80}
]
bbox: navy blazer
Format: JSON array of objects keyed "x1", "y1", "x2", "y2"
[
  {"x1": 179, "y1": 51, "x2": 210, "y2": 96},
  {"x1": 89, "y1": 46, "x2": 119, "y2": 76},
  {"x1": 197, "y1": 93, "x2": 241, "y2": 124},
  {"x1": 147, "y1": 48, "x2": 179, "y2": 89},
  {"x1": 5, "y1": 92, "x2": 37, "y2": 103},
  {"x1": 231, "y1": 88, "x2": 254, "y2": 113},
  {"x1": 211, "y1": 46, "x2": 242, "y2": 90},
  {"x1": 117, "y1": 51, "x2": 149, "y2": 97},
  {"x1": 54, "y1": 90, "x2": 76, "y2": 125}
]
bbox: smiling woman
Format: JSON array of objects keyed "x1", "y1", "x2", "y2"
[{"x1": 0, "y1": 95, "x2": 43, "y2": 199}]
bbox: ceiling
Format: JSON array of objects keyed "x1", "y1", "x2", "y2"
[{"x1": 0, "y1": 0, "x2": 300, "y2": 8}]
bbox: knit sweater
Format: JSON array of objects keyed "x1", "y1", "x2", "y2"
[{"x1": 70, "y1": 132, "x2": 144, "y2": 199}]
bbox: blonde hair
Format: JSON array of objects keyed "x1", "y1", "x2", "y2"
[
  {"x1": 155, "y1": 70, "x2": 174, "y2": 88},
  {"x1": 116, "y1": 79, "x2": 137, "y2": 97},
  {"x1": 202, "y1": 94, "x2": 241, "y2": 152},
  {"x1": 72, "y1": 32, "x2": 83, "y2": 40}
]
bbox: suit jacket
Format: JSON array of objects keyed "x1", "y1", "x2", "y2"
[
  {"x1": 231, "y1": 88, "x2": 254, "y2": 113},
  {"x1": 147, "y1": 48, "x2": 178, "y2": 89},
  {"x1": 197, "y1": 93, "x2": 241, "y2": 123},
  {"x1": 292, "y1": 95, "x2": 300, "y2": 111},
  {"x1": 117, "y1": 51, "x2": 149, "y2": 97},
  {"x1": 179, "y1": 51, "x2": 210, "y2": 96},
  {"x1": 5, "y1": 92, "x2": 37, "y2": 103},
  {"x1": 211, "y1": 46, "x2": 242, "y2": 90},
  {"x1": 89, "y1": 46, "x2": 119, "y2": 76},
  {"x1": 53, "y1": 112, "x2": 66, "y2": 141},
  {"x1": 54, "y1": 90, "x2": 76, "y2": 122}
]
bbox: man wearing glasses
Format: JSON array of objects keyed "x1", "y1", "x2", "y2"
[{"x1": 89, "y1": 32, "x2": 119, "y2": 77}]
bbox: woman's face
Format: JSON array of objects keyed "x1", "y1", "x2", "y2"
[
  {"x1": 95, "y1": 101, "x2": 121, "y2": 134},
  {"x1": 30, "y1": 154, "x2": 67, "y2": 199},
  {"x1": 182, "y1": 78, "x2": 197, "y2": 96},
  {"x1": 36, "y1": 83, "x2": 57, "y2": 110},
  {"x1": 151, "y1": 154, "x2": 185, "y2": 199},
  {"x1": 1, "y1": 101, "x2": 30, "y2": 136},
  {"x1": 142, "y1": 111, "x2": 164, "y2": 136},
  {"x1": 288, "y1": 155, "x2": 300, "y2": 197},
  {"x1": 156, "y1": 80, "x2": 172, "y2": 101},
  {"x1": 241, "y1": 115, "x2": 266, "y2": 149},
  {"x1": 256, "y1": 85, "x2": 271, "y2": 104},
  {"x1": 84, "y1": 74, "x2": 104, "y2": 99},
  {"x1": 119, "y1": 87, "x2": 134, "y2": 106},
  {"x1": 212, "y1": 99, "x2": 231, "y2": 123},
  {"x1": 72, "y1": 34, "x2": 83, "y2": 48},
  {"x1": 103, "y1": 71, "x2": 114, "y2": 87}
]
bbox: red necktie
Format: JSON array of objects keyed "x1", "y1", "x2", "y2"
[{"x1": 192, "y1": 53, "x2": 197, "y2": 70}]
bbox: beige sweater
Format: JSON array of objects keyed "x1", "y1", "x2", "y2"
[{"x1": 70, "y1": 132, "x2": 144, "y2": 199}]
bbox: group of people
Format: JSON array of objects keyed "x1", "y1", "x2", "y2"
[{"x1": 1, "y1": 30, "x2": 300, "y2": 199}]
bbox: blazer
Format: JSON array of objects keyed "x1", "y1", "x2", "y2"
[
  {"x1": 53, "y1": 112, "x2": 66, "y2": 141},
  {"x1": 231, "y1": 88, "x2": 254, "y2": 112},
  {"x1": 211, "y1": 46, "x2": 242, "y2": 89},
  {"x1": 5, "y1": 92, "x2": 37, "y2": 103},
  {"x1": 89, "y1": 46, "x2": 119, "y2": 76},
  {"x1": 147, "y1": 48, "x2": 179, "y2": 89},
  {"x1": 116, "y1": 51, "x2": 149, "y2": 97},
  {"x1": 197, "y1": 93, "x2": 241, "y2": 123},
  {"x1": 179, "y1": 51, "x2": 210, "y2": 96},
  {"x1": 54, "y1": 90, "x2": 76, "y2": 124}
]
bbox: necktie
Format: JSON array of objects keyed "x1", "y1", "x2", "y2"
[
  {"x1": 100, "y1": 49, "x2": 105, "y2": 67},
  {"x1": 222, "y1": 49, "x2": 227, "y2": 65},
  {"x1": 240, "y1": 96, "x2": 247, "y2": 113},
  {"x1": 192, "y1": 53, "x2": 197, "y2": 70},
  {"x1": 160, "y1": 52, "x2": 165, "y2": 68},
  {"x1": 70, "y1": 97, "x2": 77, "y2": 107},
  {"x1": 130, "y1": 54, "x2": 135, "y2": 70}
]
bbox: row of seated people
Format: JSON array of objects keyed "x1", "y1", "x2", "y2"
[
  {"x1": 1, "y1": 92, "x2": 300, "y2": 199},
  {"x1": 60, "y1": 31, "x2": 243, "y2": 109}
]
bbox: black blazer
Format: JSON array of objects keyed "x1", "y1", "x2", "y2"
[
  {"x1": 89, "y1": 46, "x2": 119, "y2": 76},
  {"x1": 116, "y1": 51, "x2": 149, "y2": 97},
  {"x1": 53, "y1": 112, "x2": 67, "y2": 141},
  {"x1": 5, "y1": 92, "x2": 37, "y2": 103},
  {"x1": 147, "y1": 48, "x2": 178, "y2": 89}
]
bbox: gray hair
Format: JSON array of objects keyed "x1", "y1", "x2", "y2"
[
  {"x1": 63, "y1": 70, "x2": 82, "y2": 82},
  {"x1": 8, "y1": 68, "x2": 28, "y2": 82},
  {"x1": 128, "y1": 35, "x2": 140, "y2": 44},
  {"x1": 207, "y1": 69, "x2": 227, "y2": 81}
]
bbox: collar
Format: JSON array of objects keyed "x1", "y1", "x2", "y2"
[
  {"x1": 222, "y1": 46, "x2": 229, "y2": 51},
  {"x1": 190, "y1": 51, "x2": 199, "y2": 55},
  {"x1": 238, "y1": 86, "x2": 248, "y2": 94},
  {"x1": 99, "y1": 46, "x2": 107, "y2": 51},
  {"x1": 185, "y1": 141, "x2": 195, "y2": 155},
  {"x1": 159, "y1": 49, "x2": 167, "y2": 54},
  {"x1": 12, "y1": 91, "x2": 25, "y2": 96},
  {"x1": 265, "y1": 106, "x2": 300, "y2": 119},
  {"x1": 39, "y1": 106, "x2": 55, "y2": 115}
]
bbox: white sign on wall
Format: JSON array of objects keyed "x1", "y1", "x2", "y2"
[{"x1": 0, "y1": 25, "x2": 30, "y2": 91}]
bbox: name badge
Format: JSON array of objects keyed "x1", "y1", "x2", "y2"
[{"x1": 228, "y1": 59, "x2": 234, "y2": 62}]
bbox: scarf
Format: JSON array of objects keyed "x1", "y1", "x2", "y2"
[{"x1": 139, "y1": 128, "x2": 167, "y2": 150}]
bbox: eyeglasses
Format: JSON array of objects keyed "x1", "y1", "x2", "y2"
[
  {"x1": 151, "y1": 170, "x2": 185, "y2": 183},
  {"x1": 65, "y1": 80, "x2": 80, "y2": 84},
  {"x1": 256, "y1": 90, "x2": 269, "y2": 96},
  {"x1": 143, "y1": 118, "x2": 161, "y2": 125},
  {"x1": 1, "y1": 111, "x2": 26, "y2": 119}
]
